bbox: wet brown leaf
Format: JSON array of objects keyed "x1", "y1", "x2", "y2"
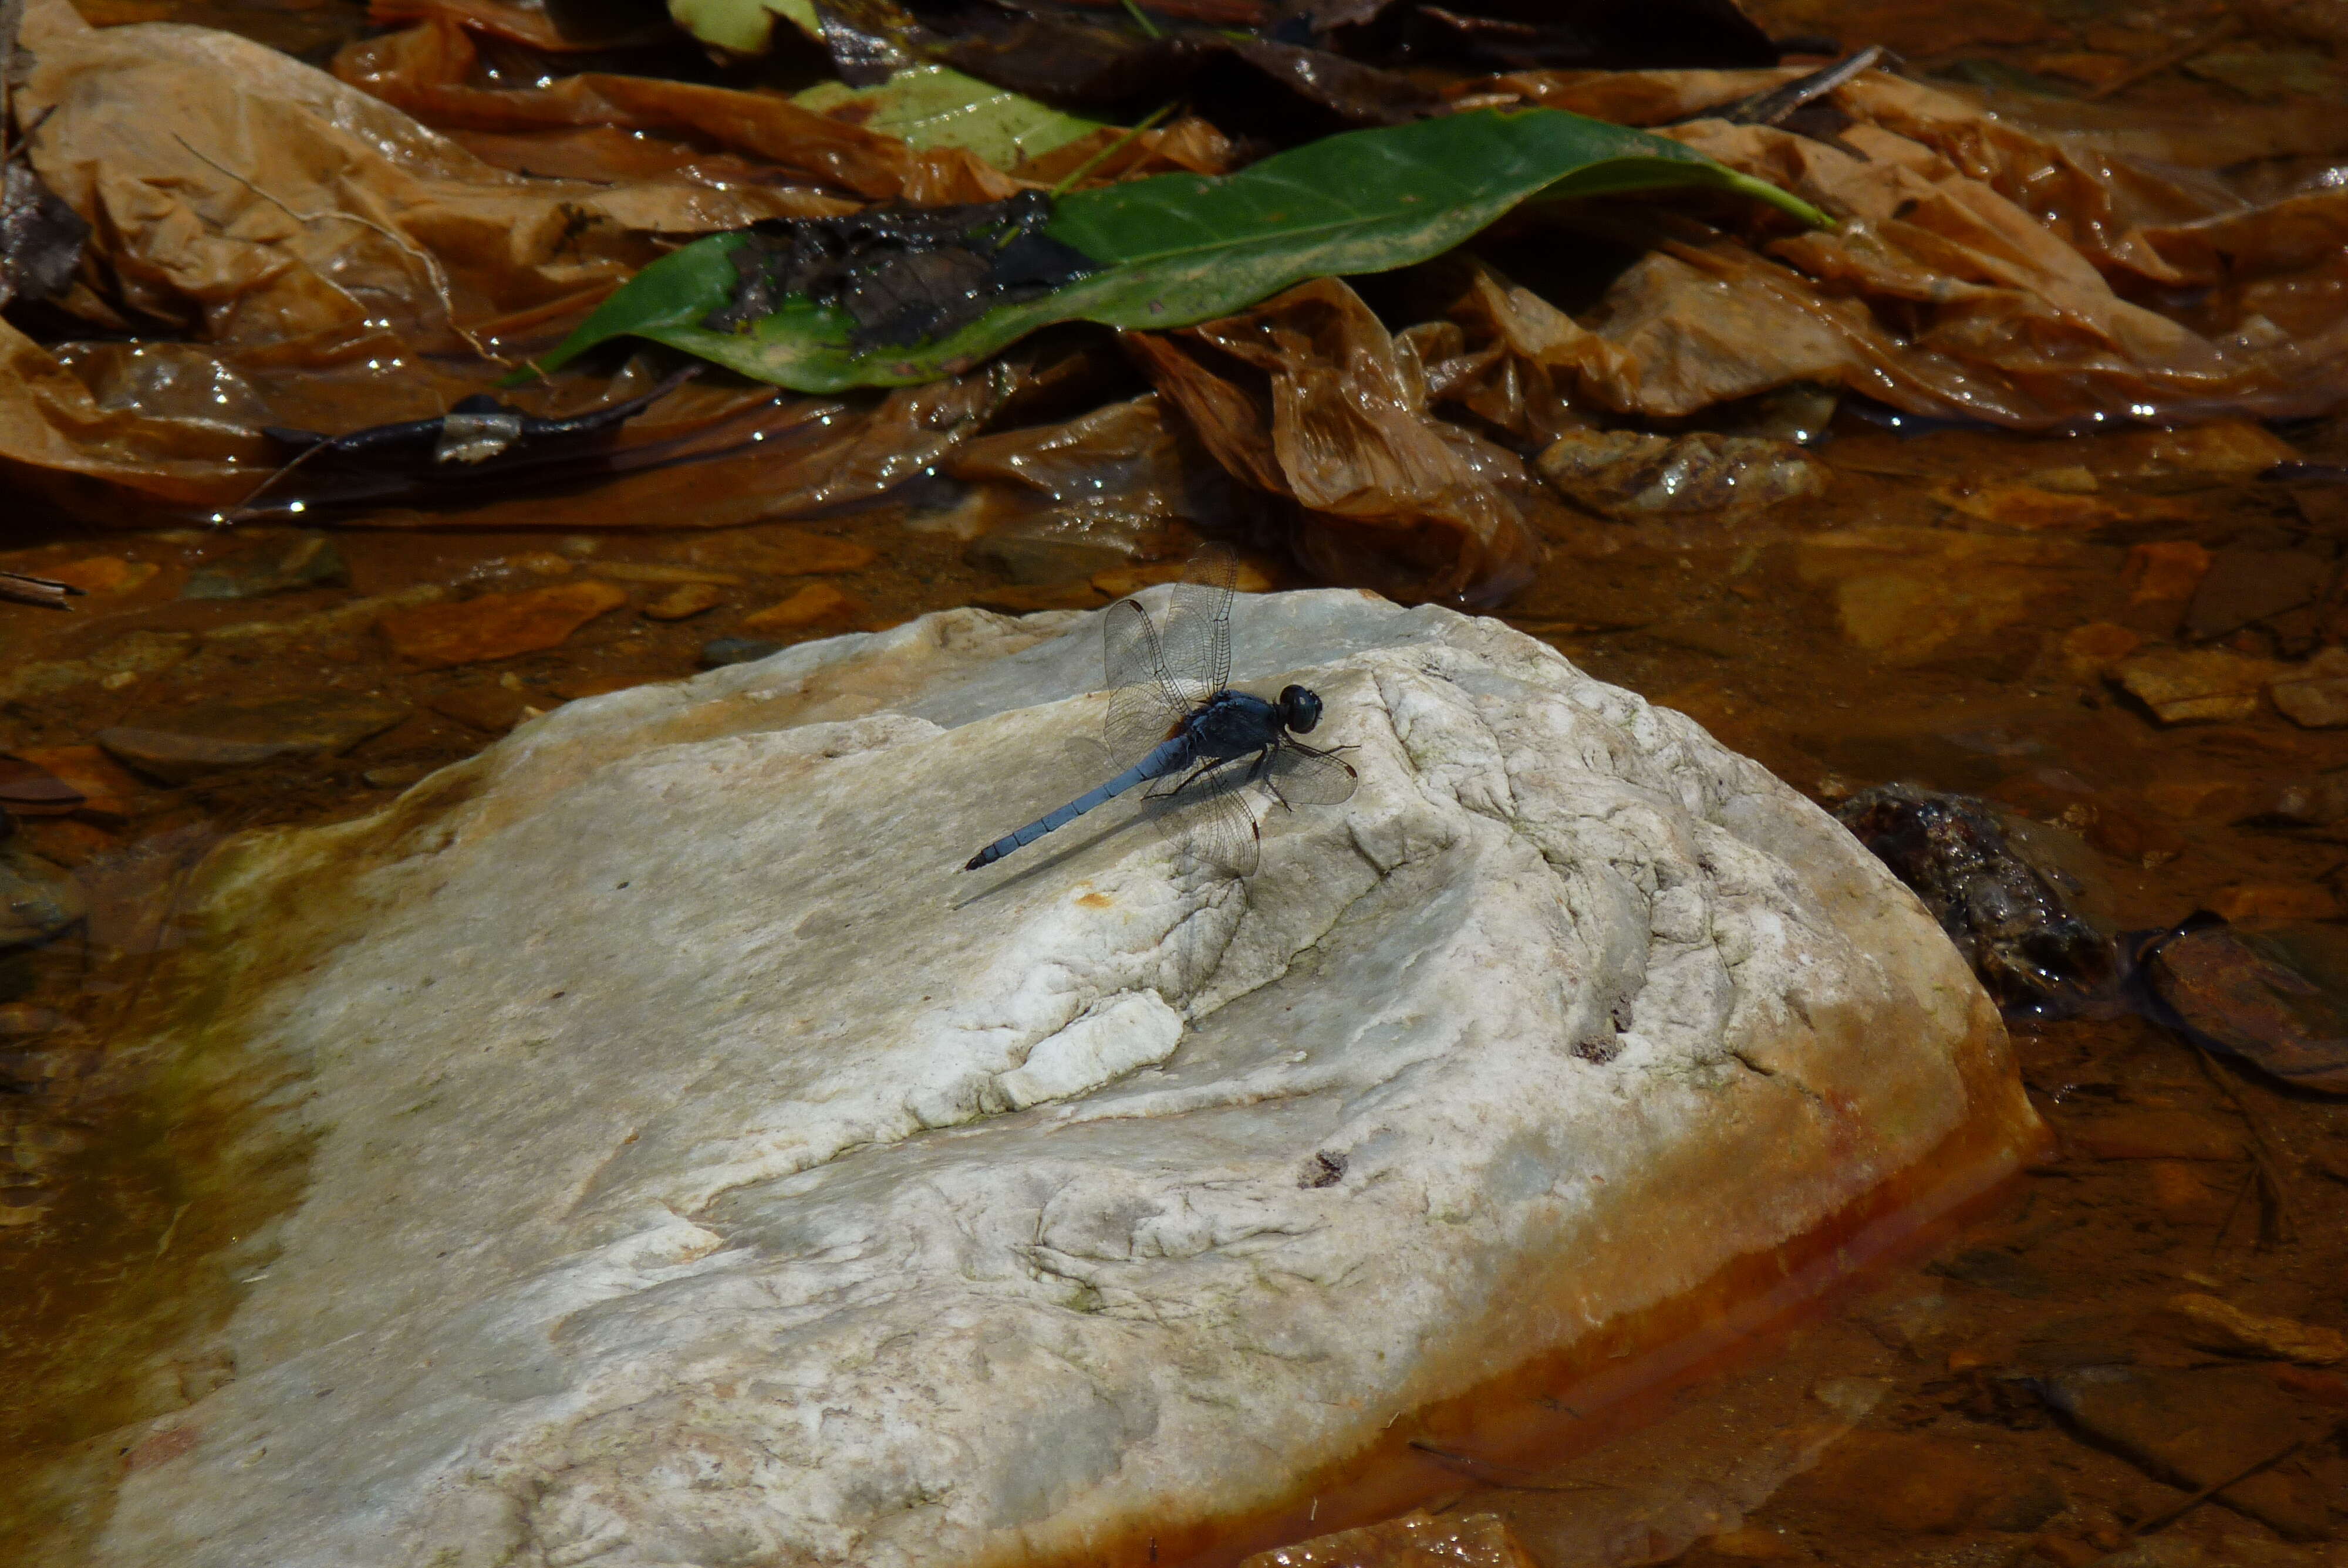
[
  {"x1": 336, "y1": 19, "x2": 1020, "y2": 205},
  {"x1": 1467, "y1": 65, "x2": 2348, "y2": 428},
  {"x1": 1128, "y1": 277, "x2": 1546, "y2": 606}
]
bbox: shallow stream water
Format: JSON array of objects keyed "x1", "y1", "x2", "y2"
[{"x1": 6, "y1": 0, "x2": 2348, "y2": 1563}]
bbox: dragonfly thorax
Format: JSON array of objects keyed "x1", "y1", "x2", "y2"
[{"x1": 1179, "y1": 689, "x2": 1289, "y2": 762}]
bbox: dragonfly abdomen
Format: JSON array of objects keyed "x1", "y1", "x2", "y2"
[{"x1": 963, "y1": 735, "x2": 1193, "y2": 871}]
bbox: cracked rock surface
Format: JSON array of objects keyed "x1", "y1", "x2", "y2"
[{"x1": 99, "y1": 589, "x2": 2036, "y2": 1568}]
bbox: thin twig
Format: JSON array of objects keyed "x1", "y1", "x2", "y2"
[
  {"x1": 1719, "y1": 45, "x2": 1888, "y2": 126},
  {"x1": 2184, "y1": 1037, "x2": 2297, "y2": 1248},
  {"x1": 1051, "y1": 102, "x2": 1178, "y2": 197},
  {"x1": 2121, "y1": 1418, "x2": 2337, "y2": 1539},
  {"x1": 2084, "y1": 14, "x2": 2243, "y2": 102},
  {"x1": 0, "y1": 569, "x2": 83, "y2": 610},
  {"x1": 168, "y1": 133, "x2": 510, "y2": 366}
]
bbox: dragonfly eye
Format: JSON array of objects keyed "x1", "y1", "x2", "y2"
[{"x1": 1280, "y1": 685, "x2": 1323, "y2": 734}]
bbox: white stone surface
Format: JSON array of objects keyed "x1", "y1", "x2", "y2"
[{"x1": 99, "y1": 589, "x2": 2031, "y2": 1568}]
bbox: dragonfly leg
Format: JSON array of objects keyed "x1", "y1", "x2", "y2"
[
  {"x1": 1249, "y1": 746, "x2": 1297, "y2": 812},
  {"x1": 1156, "y1": 759, "x2": 1222, "y2": 799}
]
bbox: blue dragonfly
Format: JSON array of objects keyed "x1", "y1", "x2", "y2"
[{"x1": 963, "y1": 544, "x2": 1358, "y2": 876}]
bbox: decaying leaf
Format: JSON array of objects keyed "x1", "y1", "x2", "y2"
[
  {"x1": 528, "y1": 106, "x2": 1825, "y2": 392},
  {"x1": 1129, "y1": 276, "x2": 1551, "y2": 606},
  {"x1": 335, "y1": 18, "x2": 1020, "y2": 205},
  {"x1": 1476, "y1": 63, "x2": 2348, "y2": 428},
  {"x1": 705, "y1": 192, "x2": 1099, "y2": 348}
]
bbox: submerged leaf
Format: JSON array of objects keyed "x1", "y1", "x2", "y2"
[
  {"x1": 527, "y1": 107, "x2": 1828, "y2": 393},
  {"x1": 792, "y1": 65, "x2": 1106, "y2": 167}
]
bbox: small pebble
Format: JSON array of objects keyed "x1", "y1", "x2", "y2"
[
  {"x1": 739, "y1": 583, "x2": 862, "y2": 634},
  {"x1": 643, "y1": 583, "x2": 724, "y2": 621}
]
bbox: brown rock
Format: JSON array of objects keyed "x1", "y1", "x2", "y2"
[
  {"x1": 1796, "y1": 529, "x2": 2082, "y2": 666},
  {"x1": 97, "y1": 694, "x2": 413, "y2": 784},
  {"x1": 2036, "y1": 1365, "x2": 2334, "y2": 1540},
  {"x1": 1800, "y1": 1431, "x2": 2006, "y2": 1533},
  {"x1": 592, "y1": 564, "x2": 744, "y2": 587},
  {"x1": 379, "y1": 582, "x2": 628, "y2": 668},
  {"x1": 2269, "y1": 646, "x2": 2348, "y2": 728},
  {"x1": 2165, "y1": 1294, "x2": 2347, "y2": 1366},
  {"x1": 1934, "y1": 482, "x2": 2118, "y2": 530},
  {"x1": 2066, "y1": 1109, "x2": 2244, "y2": 1161},
  {"x1": 0, "y1": 630, "x2": 196, "y2": 704},
  {"x1": 738, "y1": 583, "x2": 863, "y2": 634},
  {"x1": 39, "y1": 556, "x2": 158, "y2": 594},
  {"x1": 685, "y1": 530, "x2": 875, "y2": 577},
  {"x1": 8, "y1": 746, "x2": 143, "y2": 820},
  {"x1": 1237, "y1": 1510, "x2": 1540, "y2": 1568},
  {"x1": 643, "y1": 583, "x2": 724, "y2": 621},
  {"x1": 1538, "y1": 429, "x2": 1827, "y2": 516},
  {"x1": 428, "y1": 686, "x2": 529, "y2": 734},
  {"x1": 2186, "y1": 549, "x2": 2333, "y2": 642},
  {"x1": 2140, "y1": 921, "x2": 2348, "y2": 1093},
  {"x1": 2208, "y1": 883, "x2": 2339, "y2": 923},
  {"x1": 2124, "y1": 540, "x2": 2212, "y2": 604},
  {"x1": 2060, "y1": 621, "x2": 2143, "y2": 681},
  {"x1": 2112, "y1": 646, "x2": 2281, "y2": 724},
  {"x1": 0, "y1": 757, "x2": 83, "y2": 816},
  {"x1": 1704, "y1": 1525, "x2": 1807, "y2": 1559}
]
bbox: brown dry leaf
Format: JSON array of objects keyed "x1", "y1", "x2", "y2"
[
  {"x1": 1470, "y1": 65, "x2": 2348, "y2": 428},
  {"x1": 367, "y1": 0, "x2": 673, "y2": 51},
  {"x1": 335, "y1": 19, "x2": 1020, "y2": 206},
  {"x1": 16, "y1": 0, "x2": 826, "y2": 350},
  {"x1": 0, "y1": 0, "x2": 892, "y2": 511},
  {"x1": 1012, "y1": 116, "x2": 1235, "y2": 186},
  {"x1": 1128, "y1": 278, "x2": 1547, "y2": 606}
]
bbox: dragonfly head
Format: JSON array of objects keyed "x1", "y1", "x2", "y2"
[{"x1": 1278, "y1": 684, "x2": 1324, "y2": 735}]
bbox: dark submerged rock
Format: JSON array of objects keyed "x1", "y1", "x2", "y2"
[
  {"x1": 2133, "y1": 914, "x2": 2348, "y2": 1095},
  {"x1": 1835, "y1": 783, "x2": 2116, "y2": 1016},
  {"x1": 182, "y1": 533, "x2": 349, "y2": 600}
]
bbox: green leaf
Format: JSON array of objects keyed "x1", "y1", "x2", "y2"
[
  {"x1": 523, "y1": 107, "x2": 1833, "y2": 393},
  {"x1": 792, "y1": 65, "x2": 1105, "y2": 168},
  {"x1": 665, "y1": 0, "x2": 815, "y2": 58}
]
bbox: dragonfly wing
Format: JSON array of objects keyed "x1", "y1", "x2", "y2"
[
  {"x1": 1156, "y1": 540, "x2": 1237, "y2": 701},
  {"x1": 1102, "y1": 597, "x2": 1190, "y2": 765},
  {"x1": 1169, "y1": 786, "x2": 1260, "y2": 878},
  {"x1": 1267, "y1": 744, "x2": 1359, "y2": 807}
]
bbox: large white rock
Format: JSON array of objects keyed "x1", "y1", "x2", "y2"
[{"x1": 102, "y1": 590, "x2": 2036, "y2": 1568}]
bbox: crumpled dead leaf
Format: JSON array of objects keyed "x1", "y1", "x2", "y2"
[
  {"x1": 1127, "y1": 276, "x2": 1549, "y2": 606},
  {"x1": 0, "y1": 0, "x2": 983, "y2": 513},
  {"x1": 335, "y1": 19, "x2": 1021, "y2": 206},
  {"x1": 15, "y1": 0, "x2": 826, "y2": 350},
  {"x1": 1453, "y1": 65, "x2": 2348, "y2": 428},
  {"x1": 367, "y1": 0, "x2": 675, "y2": 51}
]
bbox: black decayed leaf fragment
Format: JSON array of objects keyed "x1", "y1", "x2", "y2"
[{"x1": 704, "y1": 190, "x2": 1098, "y2": 349}]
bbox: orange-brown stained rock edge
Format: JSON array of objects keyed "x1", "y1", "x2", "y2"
[
  {"x1": 377, "y1": 580, "x2": 628, "y2": 668},
  {"x1": 987, "y1": 1007, "x2": 2045, "y2": 1568}
]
